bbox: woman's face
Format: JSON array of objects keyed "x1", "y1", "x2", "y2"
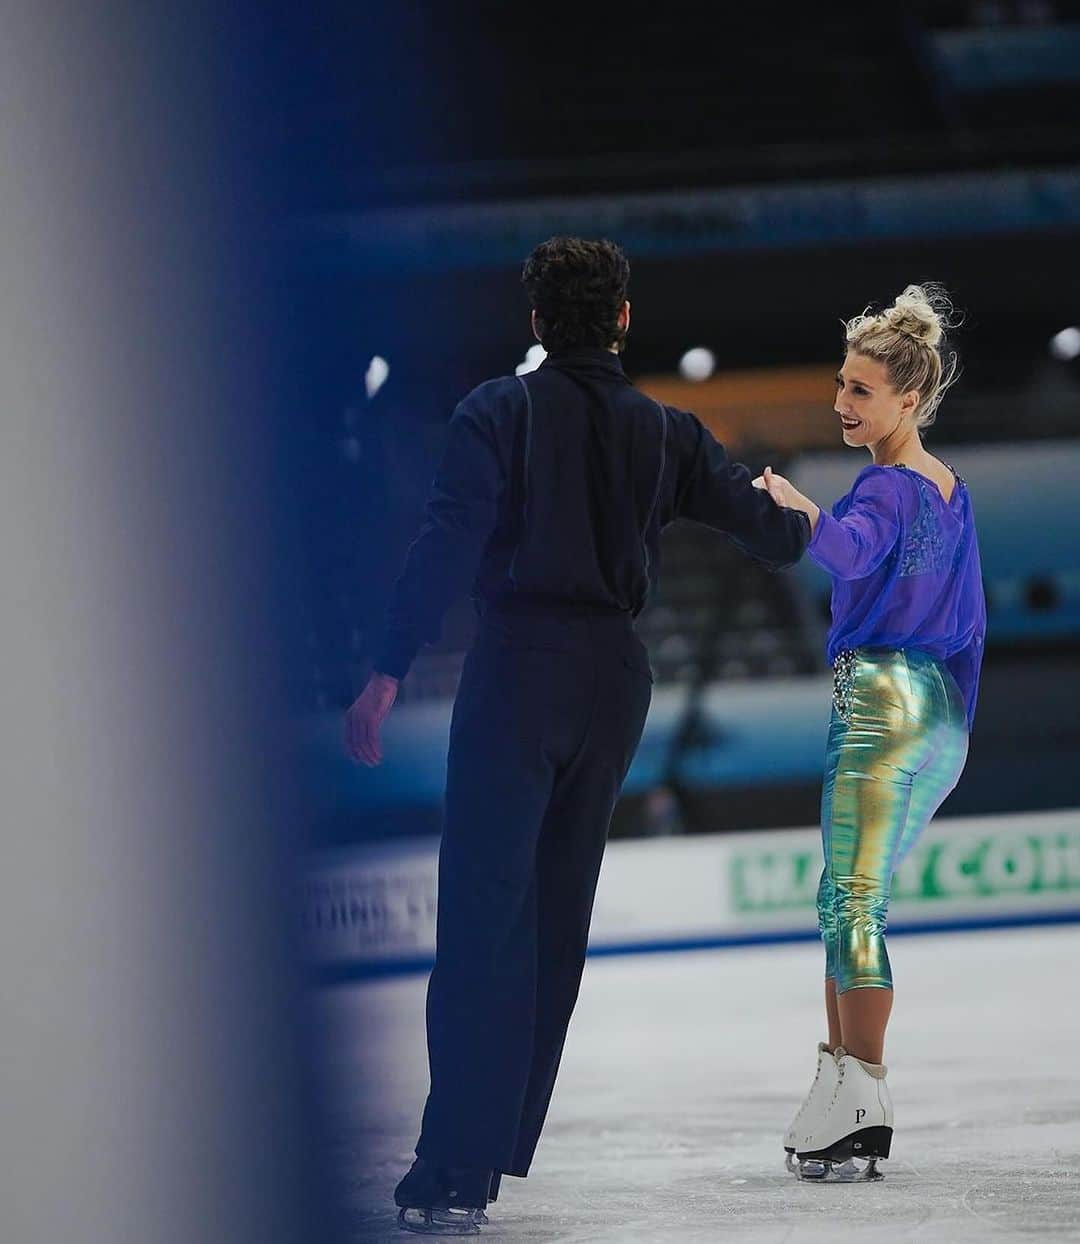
[{"x1": 833, "y1": 352, "x2": 918, "y2": 449}]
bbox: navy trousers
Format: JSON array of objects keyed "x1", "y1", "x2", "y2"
[{"x1": 415, "y1": 605, "x2": 653, "y2": 1177}]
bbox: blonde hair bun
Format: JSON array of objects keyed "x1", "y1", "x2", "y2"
[{"x1": 883, "y1": 284, "x2": 945, "y2": 347}]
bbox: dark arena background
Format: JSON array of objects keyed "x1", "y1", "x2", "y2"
[{"x1": 4, "y1": 4, "x2": 1079, "y2": 1243}]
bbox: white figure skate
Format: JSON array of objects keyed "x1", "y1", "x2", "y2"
[
  {"x1": 793, "y1": 1045, "x2": 893, "y2": 1181},
  {"x1": 783, "y1": 1043, "x2": 838, "y2": 1174}
]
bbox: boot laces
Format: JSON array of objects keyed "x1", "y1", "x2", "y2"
[
  {"x1": 826, "y1": 1056, "x2": 847, "y2": 1107},
  {"x1": 793, "y1": 1054, "x2": 827, "y2": 1122}
]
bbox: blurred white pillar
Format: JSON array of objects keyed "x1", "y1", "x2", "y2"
[{"x1": 0, "y1": 7, "x2": 330, "y2": 1243}]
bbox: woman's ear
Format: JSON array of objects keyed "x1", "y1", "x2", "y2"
[{"x1": 902, "y1": 388, "x2": 921, "y2": 419}]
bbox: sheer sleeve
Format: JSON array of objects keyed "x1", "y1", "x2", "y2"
[{"x1": 808, "y1": 468, "x2": 905, "y2": 581}]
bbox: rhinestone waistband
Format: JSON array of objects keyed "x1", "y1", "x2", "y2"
[{"x1": 832, "y1": 649, "x2": 857, "y2": 720}]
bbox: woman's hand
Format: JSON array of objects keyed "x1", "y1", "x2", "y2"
[
  {"x1": 754, "y1": 465, "x2": 793, "y2": 507},
  {"x1": 752, "y1": 466, "x2": 821, "y2": 532}
]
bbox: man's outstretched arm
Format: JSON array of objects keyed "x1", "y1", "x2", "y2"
[{"x1": 668, "y1": 408, "x2": 811, "y2": 568}]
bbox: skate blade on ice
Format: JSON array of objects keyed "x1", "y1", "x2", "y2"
[
  {"x1": 792, "y1": 1122, "x2": 892, "y2": 1180},
  {"x1": 795, "y1": 1156, "x2": 884, "y2": 1182},
  {"x1": 398, "y1": 1206, "x2": 484, "y2": 1235},
  {"x1": 785, "y1": 1146, "x2": 881, "y2": 1180}
]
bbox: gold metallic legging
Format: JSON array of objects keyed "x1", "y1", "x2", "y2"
[{"x1": 819, "y1": 648, "x2": 969, "y2": 993}]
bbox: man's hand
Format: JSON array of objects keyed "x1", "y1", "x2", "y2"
[{"x1": 344, "y1": 672, "x2": 400, "y2": 766}]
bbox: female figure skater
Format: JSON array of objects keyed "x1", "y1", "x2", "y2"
[{"x1": 755, "y1": 284, "x2": 986, "y2": 1181}]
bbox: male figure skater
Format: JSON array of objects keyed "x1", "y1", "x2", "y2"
[{"x1": 345, "y1": 237, "x2": 811, "y2": 1234}]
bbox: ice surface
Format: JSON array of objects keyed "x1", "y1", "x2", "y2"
[{"x1": 311, "y1": 924, "x2": 1080, "y2": 1241}]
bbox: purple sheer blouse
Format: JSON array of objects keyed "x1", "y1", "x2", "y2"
[{"x1": 807, "y1": 463, "x2": 987, "y2": 731}]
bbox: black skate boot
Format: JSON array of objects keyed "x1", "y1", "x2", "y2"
[{"x1": 394, "y1": 1158, "x2": 493, "y2": 1235}]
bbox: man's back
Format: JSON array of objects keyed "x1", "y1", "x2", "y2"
[{"x1": 473, "y1": 348, "x2": 668, "y2": 617}]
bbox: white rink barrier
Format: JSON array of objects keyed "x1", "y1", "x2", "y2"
[{"x1": 300, "y1": 808, "x2": 1080, "y2": 977}]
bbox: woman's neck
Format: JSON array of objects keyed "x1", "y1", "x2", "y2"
[{"x1": 870, "y1": 424, "x2": 922, "y2": 468}]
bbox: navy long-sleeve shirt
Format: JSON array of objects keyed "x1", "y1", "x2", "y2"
[{"x1": 373, "y1": 348, "x2": 811, "y2": 679}]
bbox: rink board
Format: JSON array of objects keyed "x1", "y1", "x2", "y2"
[{"x1": 300, "y1": 808, "x2": 1080, "y2": 978}]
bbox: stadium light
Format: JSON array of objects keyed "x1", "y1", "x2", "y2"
[
  {"x1": 678, "y1": 347, "x2": 715, "y2": 382},
  {"x1": 1048, "y1": 327, "x2": 1080, "y2": 362},
  {"x1": 365, "y1": 355, "x2": 390, "y2": 399}
]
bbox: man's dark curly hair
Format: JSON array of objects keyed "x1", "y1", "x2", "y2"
[{"x1": 521, "y1": 237, "x2": 630, "y2": 353}]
